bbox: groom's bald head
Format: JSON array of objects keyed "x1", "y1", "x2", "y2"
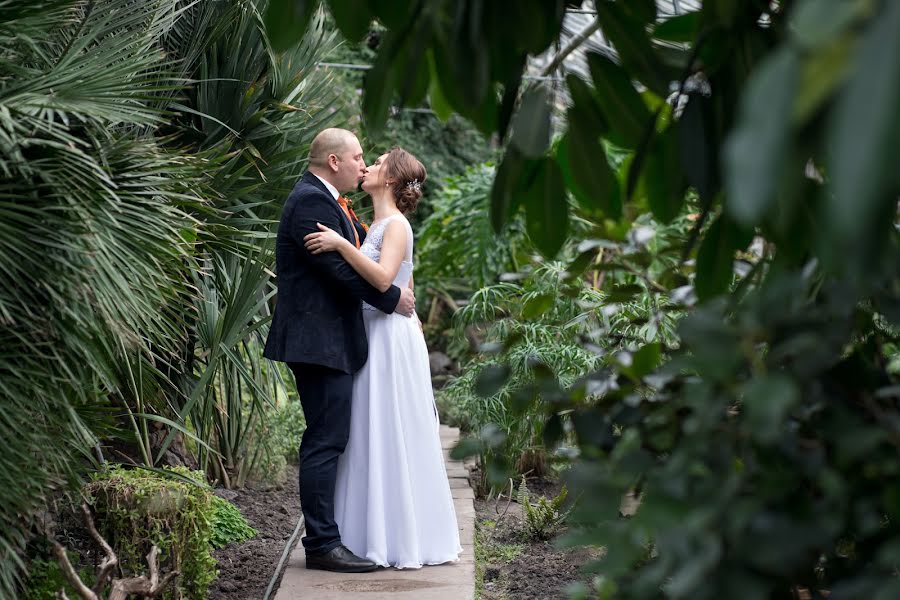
[
  {"x1": 308, "y1": 128, "x2": 357, "y2": 168},
  {"x1": 307, "y1": 128, "x2": 366, "y2": 193}
]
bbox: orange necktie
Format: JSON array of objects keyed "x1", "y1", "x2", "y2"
[{"x1": 336, "y1": 196, "x2": 367, "y2": 248}]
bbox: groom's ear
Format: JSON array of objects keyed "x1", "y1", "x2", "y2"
[{"x1": 327, "y1": 153, "x2": 340, "y2": 172}]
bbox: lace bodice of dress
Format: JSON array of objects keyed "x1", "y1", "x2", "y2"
[{"x1": 361, "y1": 214, "x2": 413, "y2": 311}]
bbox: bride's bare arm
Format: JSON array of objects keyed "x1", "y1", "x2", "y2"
[{"x1": 304, "y1": 220, "x2": 407, "y2": 292}]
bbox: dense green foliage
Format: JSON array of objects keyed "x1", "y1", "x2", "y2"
[
  {"x1": 252, "y1": 398, "x2": 307, "y2": 484},
  {"x1": 277, "y1": 0, "x2": 900, "y2": 597},
  {"x1": 209, "y1": 495, "x2": 257, "y2": 549},
  {"x1": 0, "y1": 0, "x2": 341, "y2": 593},
  {"x1": 21, "y1": 554, "x2": 91, "y2": 600}
]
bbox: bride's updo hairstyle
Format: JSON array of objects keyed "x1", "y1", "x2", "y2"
[{"x1": 384, "y1": 147, "x2": 426, "y2": 214}]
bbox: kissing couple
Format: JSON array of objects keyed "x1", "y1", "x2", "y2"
[{"x1": 264, "y1": 128, "x2": 462, "y2": 572}]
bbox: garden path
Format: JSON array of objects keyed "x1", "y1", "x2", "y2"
[{"x1": 273, "y1": 425, "x2": 475, "y2": 600}]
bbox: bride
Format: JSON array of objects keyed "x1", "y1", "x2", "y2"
[{"x1": 303, "y1": 147, "x2": 462, "y2": 569}]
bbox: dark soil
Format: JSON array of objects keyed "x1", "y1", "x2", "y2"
[
  {"x1": 477, "y1": 475, "x2": 601, "y2": 600},
  {"x1": 208, "y1": 464, "x2": 302, "y2": 600}
]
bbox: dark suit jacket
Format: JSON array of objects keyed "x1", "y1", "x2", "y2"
[{"x1": 264, "y1": 171, "x2": 401, "y2": 373}]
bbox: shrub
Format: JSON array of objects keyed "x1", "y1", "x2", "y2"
[
  {"x1": 515, "y1": 476, "x2": 572, "y2": 541},
  {"x1": 209, "y1": 495, "x2": 257, "y2": 549},
  {"x1": 21, "y1": 554, "x2": 90, "y2": 600},
  {"x1": 84, "y1": 465, "x2": 217, "y2": 600},
  {"x1": 252, "y1": 398, "x2": 306, "y2": 484}
]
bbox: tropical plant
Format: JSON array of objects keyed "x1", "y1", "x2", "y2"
[
  {"x1": 0, "y1": 1, "x2": 205, "y2": 595},
  {"x1": 416, "y1": 163, "x2": 528, "y2": 298},
  {"x1": 515, "y1": 476, "x2": 572, "y2": 541},
  {"x1": 2, "y1": 0, "x2": 343, "y2": 593},
  {"x1": 270, "y1": 0, "x2": 900, "y2": 597}
]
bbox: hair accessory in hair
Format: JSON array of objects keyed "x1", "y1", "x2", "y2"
[{"x1": 405, "y1": 178, "x2": 422, "y2": 193}]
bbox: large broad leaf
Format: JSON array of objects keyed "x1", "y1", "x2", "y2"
[
  {"x1": 677, "y1": 93, "x2": 718, "y2": 203},
  {"x1": 621, "y1": 342, "x2": 662, "y2": 380},
  {"x1": 557, "y1": 127, "x2": 620, "y2": 220},
  {"x1": 523, "y1": 158, "x2": 569, "y2": 258},
  {"x1": 501, "y1": 0, "x2": 567, "y2": 55},
  {"x1": 475, "y1": 364, "x2": 511, "y2": 397},
  {"x1": 510, "y1": 85, "x2": 551, "y2": 158},
  {"x1": 742, "y1": 375, "x2": 799, "y2": 445},
  {"x1": 326, "y1": 0, "x2": 373, "y2": 41},
  {"x1": 587, "y1": 52, "x2": 653, "y2": 149},
  {"x1": 361, "y1": 35, "x2": 398, "y2": 135},
  {"x1": 826, "y1": 2, "x2": 900, "y2": 242},
  {"x1": 793, "y1": 35, "x2": 854, "y2": 124},
  {"x1": 372, "y1": 0, "x2": 416, "y2": 29},
  {"x1": 427, "y1": 51, "x2": 454, "y2": 121},
  {"x1": 695, "y1": 215, "x2": 752, "y2": 301},
  {"x1": 445, "y1": 2, "x2": 490, "y2": 112},
  {"x1": 621, "y1": 0, "x2": 657, "y2": 23},
  {"x1": 595, "y1": 2, "x2": 671, "y2": 96},
  {"x1": 264, "y1": 0, "x2": 316, "y2": 53},
  {"x1": 653, "y1": 12, "x2": 700, "y2": 43},
  {"x1": 490, "y1": 146, "x2": 540, "y2": 233},
  {"x1": 565, "y1": 73, "x2": 608, "y2": 133},
  {"x1": 790, "y1": 0, "x2": 864, "y2": 49},
  {"x1": 642, "y1": 130, "x2": 686, "y2": 223},
  {"x1": 724, "y1": 47, "x2": 799, "y2": 227}
]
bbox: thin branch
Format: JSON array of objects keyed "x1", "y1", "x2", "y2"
[
  {"x1": 51, "y1": 542, "x2": 97, "y2": 600},
  {"x1": 540, "y1": 17, "x2": 603, "y2": 77}
]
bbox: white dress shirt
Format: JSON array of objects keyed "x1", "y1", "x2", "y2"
[{"x1": 312, "y1": 173, "x2": 339, "y2": 200}]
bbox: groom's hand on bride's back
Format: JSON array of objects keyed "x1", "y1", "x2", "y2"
[{"x1": 396, "y1": 286, "x2": 416, "y2": 318}]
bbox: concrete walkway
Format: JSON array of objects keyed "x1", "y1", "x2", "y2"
[{"x1": 274, "y1": 425, "x2": 475, "y2": 600}]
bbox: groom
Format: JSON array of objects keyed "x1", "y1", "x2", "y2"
[{"x1": 264, "y1": 128, "x2": 416, "y2": 573}]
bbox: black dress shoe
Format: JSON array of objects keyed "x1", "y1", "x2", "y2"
[{"x1": 306, "y1": 544, "x2": 378, "y2": 573}]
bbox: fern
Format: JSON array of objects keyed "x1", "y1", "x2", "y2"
[{"x1": 516, "y1": 476, "x2": 571, "y2": 541}]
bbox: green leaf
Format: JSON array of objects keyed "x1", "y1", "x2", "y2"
[
  {"x1": 826, "y1": 1, "x2": 900, "y2": 242},
  {"x1": 621, "y1": 0, "x2": 657, "y2": 23},
  {"x1": 362, "y1": 32, "x2": 401, "y2": 135},
  {"x1": 522, "y1": 293, "x2": 556, "y2": 319},
  {"x1": 510, "y1": 85, "x2": 551, "y2": 158},
  {"x1": 793, "y1": 34, "x2": 854, "y2": 124},
  {"x1": 565, "y1": 74, "x2": 608, "y2": 133},
  {"x1": 695, "y1": 215, "x2": 752, "y2": 301},
  {"x1": 490, "y1": 146, "x2": 539, "y2": 232},
  {"x1": 642, "y1": 129, "x2": 685, "y2": 223},
  {"x1": 595, "y1": 2, "x2": 671, "y2": 96},
  {"x1": 543, "y1": 413, "x2": 564, "y2": 446},
  {"x1": 677, "y1": 93, "x2": 718, "y2": 202},
  {"x1": 606, "y1": 284, "x2": 643, "y2": 303},
  {"x1": 653, "y1": 12, "x2": 700, "y2": 43},
  {"x1": 326, "y1": 0, "x2": 373, "y2": 42},
  {"x1": 427, "y1": 51, "x2": 454, "y2": 121},
  {"x1": 622, "y1": 343, "x2": 662, "y2": 380},
  {"x1": 373, "y1": 0, "x2": 416, "y2": 30},
  {"x1": 523, "y1": 158, "x2": 569, "y2": 258},
  {"x1": 557, "y1": 129, "x2": 621, "y2": 219},
  {"x1": 724, "y1": 47, "x2": 799, "y2": 227},
  {"x1": 264, "y1": 0, "x2": 316, "y2": 53},
  {"x1": 450, "y1": 436, "x2": 483, "y2": 460},
  {"x1": 587, "y1": 52, "x2": 653, "y2": 149},
  {"x1": 475, "y1": 364, "x2": 511, "y2": 397},
  {"x1": 742, "y1": 375, "x2": 800, "y2": 444},
  {"x1": 790, "y1": 0, "x2": 864, "y2": 49}
]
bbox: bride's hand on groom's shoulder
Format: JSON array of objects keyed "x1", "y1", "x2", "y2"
[{"x1": 305, "y1": 223, "x2": 346, "y2": 254}]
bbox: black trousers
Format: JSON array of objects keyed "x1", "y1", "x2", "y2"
[{"x1": 288, "y1": 362, "x2": 353, "y2": 555}]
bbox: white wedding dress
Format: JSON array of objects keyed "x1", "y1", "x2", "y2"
[{"x1": 334, "y1": 214, "x2": 462, "y2": 569}]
